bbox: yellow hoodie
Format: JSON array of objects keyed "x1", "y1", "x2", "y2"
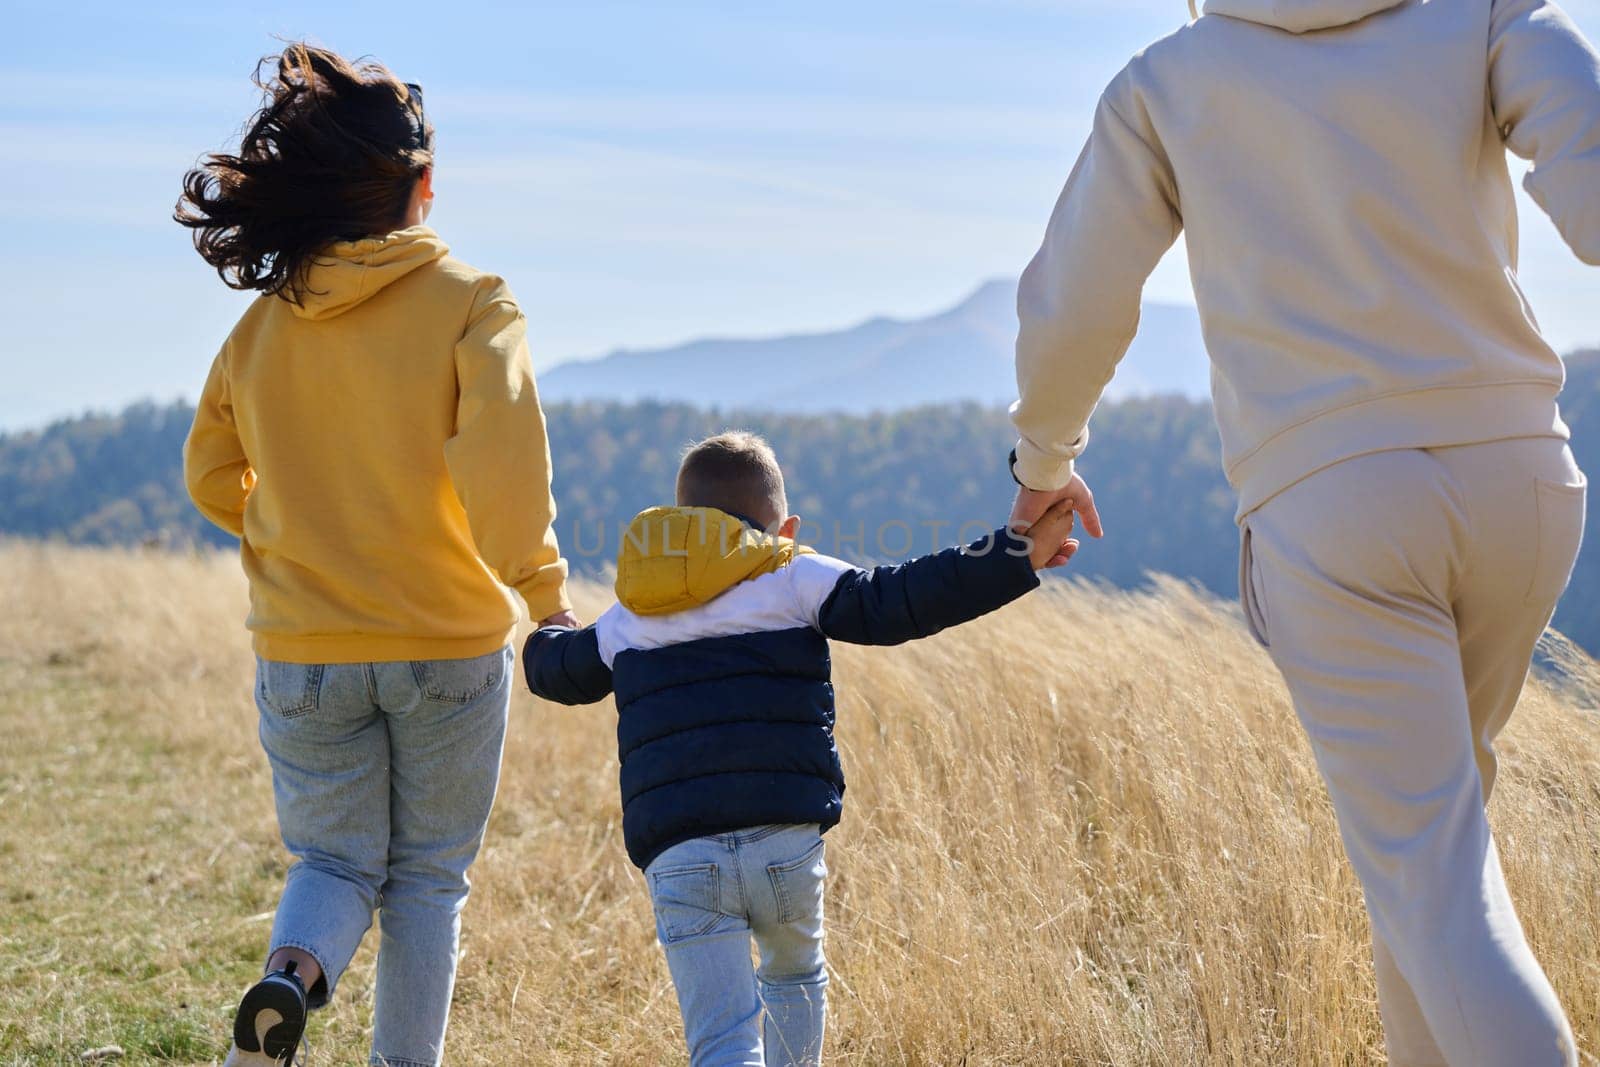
[{"x1": 184, "y1": 226, "x2": 569, "y2": 663}]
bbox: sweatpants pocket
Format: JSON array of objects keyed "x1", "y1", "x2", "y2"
[
  {"x1": 1525, "y1": 475, "x2": 1587, "y2": 607},
  {"x1": 1239, "y1": 524, "x2": 1270, "y2": 649}
]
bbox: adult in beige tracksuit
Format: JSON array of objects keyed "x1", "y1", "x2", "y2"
[{"x1": 1008, "y1": 1, "x2": 1593, "y2": 1063}]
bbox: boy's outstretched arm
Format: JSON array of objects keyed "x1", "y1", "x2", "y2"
[
  {"x1": 815, "y1": 502, "x2": 1076, "y2": 647},
  {"x1": 523, "y1": 625, "x2": 614, "y2": 705}
]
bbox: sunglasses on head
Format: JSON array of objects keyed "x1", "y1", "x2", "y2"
[{"x1": 403, "y1": 82, "x2": 429, "y2": 151}]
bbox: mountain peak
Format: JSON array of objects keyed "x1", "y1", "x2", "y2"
[
  {"x1": 964, "y1": 277, "x2": 1016, "y2": 305},
  {"x1": 538, "y1": 280, "x2": 1209, "y2": 412}
]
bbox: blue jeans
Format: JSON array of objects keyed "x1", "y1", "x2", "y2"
[
  {"x1": 254, "y1": 648, "x2": 512, "y2": 1067},
  {"x1": 646, "y1": 824, "x2": 829, "y2": 1067}
]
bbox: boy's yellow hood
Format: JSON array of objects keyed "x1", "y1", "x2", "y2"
[
  {"x1": 615, "y1": 506, "x2": 811, "y2": 616},
  {"x1": 291, "y1": 226, "x2": 450, "y2": 321}
]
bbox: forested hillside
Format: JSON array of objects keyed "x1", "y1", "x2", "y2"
[
  {"x1": 0, "y1": 397, "x2": 1238, "y2": 587},
  {"x1": 3, "y1": 354, "x2": 1595, "y2": 648}
]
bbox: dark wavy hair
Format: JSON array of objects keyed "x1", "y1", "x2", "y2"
[{"x1": 175, "y1": 43, "x2": 434, "y2": 304}]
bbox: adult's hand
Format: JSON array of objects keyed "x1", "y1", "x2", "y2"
[
  {"x1": 539, "y1": 609, "x2": 582, "y2": 629},
  {"x1": 1010, "y1": 472, "x2": 1103, "y2": 569}
]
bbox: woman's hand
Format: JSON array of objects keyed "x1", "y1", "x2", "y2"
[
  {"x1": 1010, "y1": 472, "x2": 1103, "y2": 569},
  {"x1": 539, "y1": 610, "x2": 582, "y2": 629}
]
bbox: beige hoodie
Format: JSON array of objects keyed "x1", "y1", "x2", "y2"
[{"x1": 1011, "y1": 0, "x2": 1600, "y2": 517}]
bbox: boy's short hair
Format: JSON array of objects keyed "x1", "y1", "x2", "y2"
[{"x1": 676, "y1": 431, "x2": 789, "y2": 528}]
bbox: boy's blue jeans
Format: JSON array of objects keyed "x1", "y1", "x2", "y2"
[
  {"x1": 646, "y1": 823, "x2": 829, "y2": 1067},
  {"x1": 254, "y1": 648, "x2": 511, "y2": 1067}
]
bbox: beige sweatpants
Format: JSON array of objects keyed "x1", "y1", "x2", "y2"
[{"x1": 1241, "y1": 437, "x2": 1587, "y2": 1067}]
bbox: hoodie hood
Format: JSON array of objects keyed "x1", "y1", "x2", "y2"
[
  {"x1": 1202, "y1": 0, "x2": 1405, "y2": 33},
  {"x1": 291, "y1": 226, "x2": 449, "y2": 320},
  {"x1": 614, "y1": 507, "x2": 811, "y2": 616}
]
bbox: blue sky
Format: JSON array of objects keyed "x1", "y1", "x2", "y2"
[{"x1": 3, "y1": 0, "x2": 1598, "y2": 432}]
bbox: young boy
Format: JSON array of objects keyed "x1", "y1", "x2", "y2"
[{"x1": 523, "y1": 432, "x2": 1078, "y2": 1067}]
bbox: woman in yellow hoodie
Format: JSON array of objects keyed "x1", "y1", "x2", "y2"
[{"x1": 178, "y1": 44, "x2": 572, "y2": 1067}]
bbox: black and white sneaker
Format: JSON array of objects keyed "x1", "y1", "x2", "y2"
[{"x1": 223, "y1": 960, "x2": 308, "y2": 1066}]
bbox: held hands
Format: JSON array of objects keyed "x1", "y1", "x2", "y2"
[
  {"x1": 539, "y1": 609, "x2": 582, "y2": 629},
  {"x1": 1020, "y1": 498, "x2": 1082, "y2": 570},
  {"x1": 1011, "y1": 472, "x2": 1104, "y2": 571}
]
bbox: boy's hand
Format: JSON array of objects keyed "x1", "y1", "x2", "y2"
[
  {"x1": 539, "y1": 610, "x2": 582, "y2": 629},
  {"x1": 1010, "y1": 472, "x2": 1103, "y2": 540},
  {"x1": 1023, "y1": 498, "x2": 1081, "y2": 570}
]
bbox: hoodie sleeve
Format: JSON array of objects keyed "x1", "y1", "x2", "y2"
[
  {"x1": 1011, "y1": 81, "x2": 1183, "y2": 491},
  {"x1": 444, "y1": 280, "x2": 572, "y2": 621},
  {"x1": 183, "y1": 348, "x2": 253, "y2": 538},
  {"x1": 1490, "y1": 0, "x2": 1600, "y2": 265}
]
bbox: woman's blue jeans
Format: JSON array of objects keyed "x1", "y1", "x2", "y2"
[{"x1": 255, "y1": 647, "x2": 511, "y2": 1067}]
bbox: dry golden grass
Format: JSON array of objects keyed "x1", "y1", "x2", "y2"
[{"x1": 1, "y1": 541, "x2": 1596, "y2": 1066}]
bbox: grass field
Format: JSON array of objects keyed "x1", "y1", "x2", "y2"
[{"x1": 2, "y1": 542, "x2": 1597, "y2": 1066}]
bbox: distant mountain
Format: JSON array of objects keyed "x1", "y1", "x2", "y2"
[{"x1": 538, "y1": 280, "x2": 1211, "y2": 412}]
